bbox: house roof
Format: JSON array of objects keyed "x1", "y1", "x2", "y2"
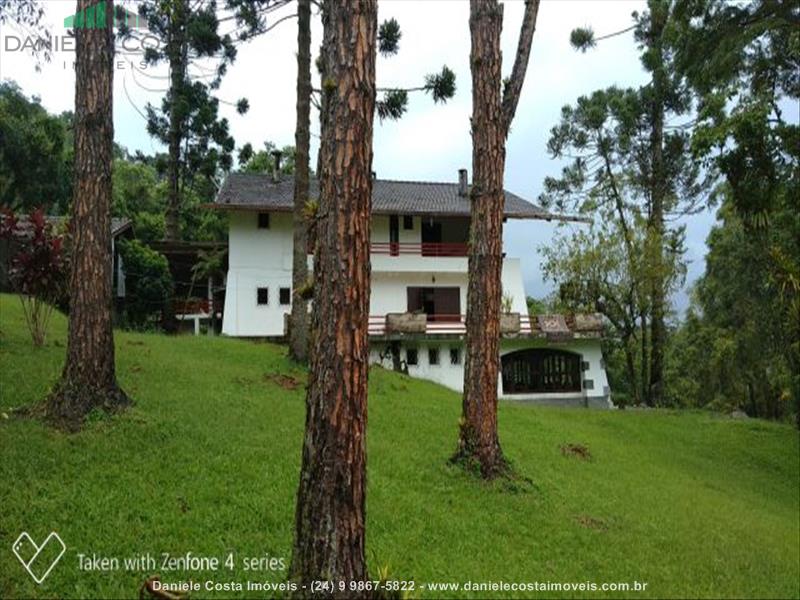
[
  {"x1": 209, "y1": 173, "x2": 583, "y2": 222},
  {"x1": 44, "y1": 216, "x2": 133, "y2": 238}
]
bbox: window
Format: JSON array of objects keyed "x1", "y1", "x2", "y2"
[
  {"x1": 428, "y1": 347, "x2": 440, "y2": 366},
  {"x1": 406, "y1": 348, "x2": 418, "y2": 366},
  {"x1": 258, "y1": 213, "x2": 270, "y2": 229},
  {"x1": 450, "y1": 348, "x2": 461, "y2": 365},
  {"x1": 501, "y1": 349, "x2": 581, "y2": 394},
  {"x1": 403, "y1": 215, "x2": 413, "y2": 230},
  {"x1": 257, "y1": 287, "x2": 269, "y2": 305},
  {"x1": 279, "y1": 287, "x2": 291, "y2": 305}
]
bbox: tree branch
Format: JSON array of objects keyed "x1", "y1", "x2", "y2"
[{"x1": 501, "y1": 0, "x2": 541, "y2": 137}]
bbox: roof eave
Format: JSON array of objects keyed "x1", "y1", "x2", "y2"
[{"x1": 205, "y1": 202, "x2": 589, "y2": 223}]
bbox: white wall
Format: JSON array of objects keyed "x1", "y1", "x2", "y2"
[
  {"x1": 370, "y1": 340, "x2": 467, "y2": 391},
  {"x1": 370, "y1": 272, "x2": 467, "y2": 316},
  {"x1": 370, "y1": 260, "x2": 528, "y2": 316},
  {"x1": 369, "y1": 337, "x2": 611, "y2": 407},
  {"x1": 224, "y1": 211, "x2": 531, "y2": 334},
  {"x1": 371, "y1": 215, "x2": 420, "y2": 245},
  {"x1": 223, "y1": 211, "x2": 294, "y2": 336}
]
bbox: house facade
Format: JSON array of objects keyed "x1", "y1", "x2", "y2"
[{"x1": 211, "y1": 171, "x2": 611, "y2": 408}]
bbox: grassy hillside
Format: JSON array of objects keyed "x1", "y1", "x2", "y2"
[{"x1": 1, "y1": 294, "x2": 798, "y2": 599}]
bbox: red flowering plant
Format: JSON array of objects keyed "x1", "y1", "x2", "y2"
[{"x1": 0, "y1": 208, "x2": 67, "y2": 346}]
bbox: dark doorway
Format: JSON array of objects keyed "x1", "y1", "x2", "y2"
[
  {"x1": 501, "y1": 348, "x2": 582, "y2": 394},
  {"x1": 407, "y1": 286, "x2": 460, "y2": 322},
  {"x1": 389, "y1": 215, "x2": 399, "y2": 256},
  {"x1": 421, "y1": 219, "x2": 442, "y2": 256}
]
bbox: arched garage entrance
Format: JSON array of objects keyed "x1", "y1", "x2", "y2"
[{"x1": 501, "y1": 348, "x2": 582, "y2": 394}]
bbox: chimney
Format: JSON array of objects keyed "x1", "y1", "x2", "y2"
[
  {"x1": 271, "y1": 150, "x2": 282, "y2": 182},
  {"x1": 458, "y1": 168, "x2": 468, "y2": 197}
]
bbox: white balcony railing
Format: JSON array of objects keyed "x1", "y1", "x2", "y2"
[{"x1": 370, "y1": 242, "x2": 468, "y2": 257}]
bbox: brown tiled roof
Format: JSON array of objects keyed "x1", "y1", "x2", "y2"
[{"x1": 209, "y1": 173, "x2": 580, "y2": 221}]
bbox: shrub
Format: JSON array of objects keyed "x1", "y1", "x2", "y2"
[
  {"x1": 132, "y1": 212, "x2": 166, "y2": 243},
  {"x1": 118, "y1": 239, "x2": 173, "y2": 328},
  {"x1": 0, "y1": 208, "x2": 67, "y2": 346}
]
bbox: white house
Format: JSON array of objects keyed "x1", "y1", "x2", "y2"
[{"x1": 210, "y1": 169, "x2": 612, "y2": 408}]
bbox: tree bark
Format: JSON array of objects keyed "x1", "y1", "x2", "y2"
[
  {"x1": 456, "y1": 0, "x2": 508, "y2": 478},
  {"x1": 289, "y1": 0, "x2": 376, "y2": 593},
  {"x1": 648, "y1": 1, "x2": 667, "y2": 407},
  {"x1": 500, "y1": 0, "x2": 540, "y2": 136},
  {"x1": 624, "y1": 335, "x2": 640, "y2": 406},
  {"x1": 288, "y1": 0, "x2": 311, "y2": 362},
  {"x1": 47, "y1": 0, "x2": 128, "y2": 429},
  {"x1": 164, "y1": 0, "x2": 186, "y2": 242},
  {"x1": 640, "y1": 311, "x2": 650, "y2": 406}
]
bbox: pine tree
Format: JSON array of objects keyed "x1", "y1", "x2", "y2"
[
  {"x1": 287, "y1": 0, "x2": 311, "y2": 362},
  {"x1": 286, "y1": 10, "x2": 456, "y2": 363},
  {"x1": 289, "y1": 0, "x2": 377, "y2": 590},
  {"x1": 455, "y1": 0, "x2": 540, "y2": 478},
  {"x1": 46, "y1": 0, "x2": 129, "y2": 429}
]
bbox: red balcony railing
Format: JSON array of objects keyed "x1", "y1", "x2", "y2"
[
  {"x1": 370, "y1": 242, "x2": 468, "y2": 257},
  {"x1": 174, "y1": 298, "x2": 220, "y2": 315}
]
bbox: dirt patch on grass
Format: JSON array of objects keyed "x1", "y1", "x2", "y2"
[
  {"x1": 560, "y1": 443, "x2": 592, "y2": 461},
  {"x1": 232, "y1": 376, "x2": 257, "y2": 387},
  {"x1": 264, "y1": 373, "x2": 301, "y2": 390},
  {"x1": 575, "y1": 514, "x2": 607, "y2": 530}
]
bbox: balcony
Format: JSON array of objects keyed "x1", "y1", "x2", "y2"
[
  {"x1": 369, "y1": 313, "x2": 526, "y2": 337},
  {"x1": 370, "y1": 242, "x2": 469, "y2": 272},
  {"x1": 370, "y1": 242, "x2": 469, "y2": 257},
  {"x1": 367, "y1": 312, "x2": 604, "y2": 339}
]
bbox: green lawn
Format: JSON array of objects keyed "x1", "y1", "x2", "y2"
[{"x1": 1, "y1": 294, "x2": 798, "y2": 599}]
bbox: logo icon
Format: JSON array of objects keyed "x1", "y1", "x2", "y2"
[
  {"x1": 64, "y1": 1, "x2": 146, "y2": 30},
  {"x1": 12, "y1": 532, "x2": 66, "y2": 584}
]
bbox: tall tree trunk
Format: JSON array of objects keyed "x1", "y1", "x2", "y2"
[
  {"x1": 648, "y1": 1, "x2": 667, "y2": 407},
  {"x1": 456, "y1": 0, "x2": 539, "y2": 479},
  {"x1": 624, "y1": 334, "x2": 640, "y2": 406},
  {"x1": 46, "y1": 0, "x2": 128, "y2": 429},
  {"x1": 288, "y1": 0, "x2": 311, "y2": 362},
  {"x1": 640, "y1": 312, "x2": 650, "y2": 406},
  {"x1": 289, "y1": 0, "x2": 377, "y2": 592},
  {"x1": 165, "y1": 0, "x2": 186, "y2": 242},
  {"x1": 457, "y1": 0, "x2": 507, "y2": 477}
]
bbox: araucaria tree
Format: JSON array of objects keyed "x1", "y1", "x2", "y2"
[
  {"x1": 289, "y1": 0, "x2": 376, "y2": 591},
  {"x1": 46, "y1": 0, "x2": 129, "y2": 428},
  {"x1": 540, "y1": 83, "x2": 700, "y2": 406},
  {"x1": 136, "y1": 0, "x2": 279, "y2": 240},
  {"x1": 455, "y1": 0, "x2": 540, "y2": 478},
  {"x1": 565, "y1": 0, "x2": 707, "y2": 406}
]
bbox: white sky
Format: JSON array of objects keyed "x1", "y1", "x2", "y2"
[{"x1": 0, "y1": 0, "x2": 718, "y2": 313}]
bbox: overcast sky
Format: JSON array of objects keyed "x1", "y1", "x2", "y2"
[{"x1": 0, "y1": 0, "x2": 720, "y2": 314}]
